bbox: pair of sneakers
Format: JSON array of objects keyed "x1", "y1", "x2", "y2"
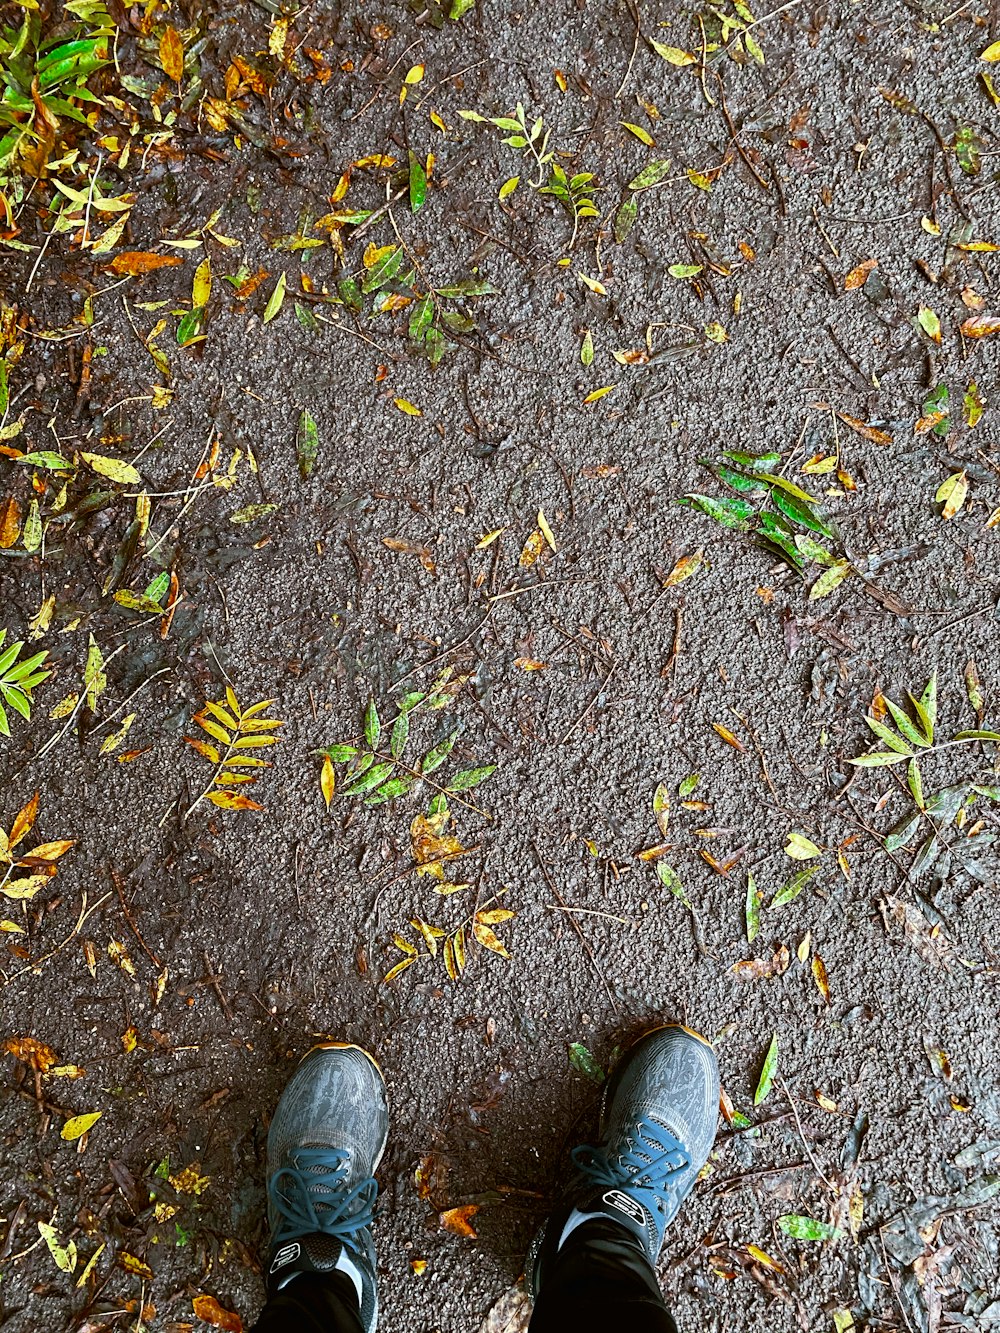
[{"x1": 264, "y1": 1026, "x2": 720, "y2": 1330}]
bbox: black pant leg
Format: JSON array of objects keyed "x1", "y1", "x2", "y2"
[
  {"x1": 250, "y1": 1272, "x2": 365, "y2": 1333},
  {"x1": 528, "y1": 1220, "x2": 678, "y2": 1333}
]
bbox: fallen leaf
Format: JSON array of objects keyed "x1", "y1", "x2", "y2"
[
  {"x1": 159, "y1": 24, "x2": 184, "y2": 82},
  {"x1": 439, "y1": 1204, "x2": 478, "y2": 1238},
  {"x1": 61, "y1": 1111, "x2": 102, "y2": 1141},
  {"x1": 192, "y1": 1293, "x2": 243, "y2": 1332},
  {"x1": 844, "y1": 258, "x2": 877, "y2": 289},
  {"x1": 960, "y1": 314, "x2": 1000, "y2": 339}
]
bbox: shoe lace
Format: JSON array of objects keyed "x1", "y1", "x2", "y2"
[
  {"x1": 269, "y1": 1147, "x2": 378, "y2": 1254},
  {"x1": 571, "y1": 1115, "x2": 689, "y2": 1212}
]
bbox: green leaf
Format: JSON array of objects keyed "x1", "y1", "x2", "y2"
[
  {"x1": 230, "y1": 502, "x2": 277, "y2": 524},
  {"x1": 448, "y1": 764, "x2": 496, "y2": 791},
  {"x1": 657, "y1": 860, "x2": 691, "y2": 909},
  {"x1": 364, "y1": 697, "x2": 381, "y2": 750},
  {"x1": 885, "y1": 810, "x2": 921, "y2": 853},
  {"x1": 390, "y1": 711, "x2": 409, "y2": 759},
  {"x1": 954, "y1": 729, "x2": 1000, "y2": 742},
  {"x1": 847, "y1": 750, "x2": 910, "y2": 767},
  {"x1": 745, "y1": 870, "x2": 761, "y2": 943},
  {"x1": 626, "y1": 159, "x2": 672, "y2": 191},
  {"x1": 408, "y1": 152, "x2": 428, "y2": 215},
  {"x1": 770, "y1": 865, "x2": 817, "y2": 908},
  {"x1": 809, "y1": 559, "x2": 852, "y2": 599},
  {"x1": 777, "y1": 1214, "x2": 841, "y2": 1242},
  {"x1": 113, "y1": 590, "x2": 165, "y2": 614},
  {"x1": 421, "y1": 730, "x2": 458, "y2": 774},
  {"x1": 885, "y1": 698, "x2": 931, "y2": 748},
  {"x1": 361, "y1": 245, "x2": 403, "y2": 294},
  {"x1": 679, "y1": 494, "x2": 755, "y2": 530},
  {"x1": 754, "y1": 1034, "x2": 779, "y2": 1106},
  {"x1": 568, "y1": 1042, "x2": 605, "y2": 1084},
  {"x1": 176, "y1": 305, "x2": 207, "y2": 347},
  {"x1": 864, "y1": 715, "x2": 912, "y2": 755},
  {"x1": 613, "y1": 196, "x2": 638, "y2": 243},
  {"x1": 17, "y1": 451, "x2": 72, "y2": 470},
  {"x1": 679, "y1": 773, "x2": 699, "y2": 797},
  {"x1": 366, "y1": 775, "x2": 415, "y2": 804},
  {"x1": 296, "y1": 408, "x2": 319, "y2": 479},
  {"x1": 321, "y1": 743, "x2": 359, "y2": 762},
  {"x1": 263, "y1": 272, "x2": 287, "y2": 322},
  {"x1": 770, "y1": 486, "x2": 833, "y2": 538},
  {"x1": 907, "y1": 758, "x2": 924, "y2": 808},
  {"x1": 144, "y1": 569, "x2": 170, "y2": 603},
  {"x1": 581, "y1": 329, "x2": 594, "y2": 365},
  {"x1": 340, "y1": 761, "x2": 395, "y2": 797}
]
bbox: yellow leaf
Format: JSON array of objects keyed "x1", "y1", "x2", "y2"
[
  {"x1": 384, "y1": 956, "x2": 417, "y2": 983},
  {"x1": 61, "y1": 1111, "x2": 102, "y2": 1141},
  {"x1": 980, "y1": 40, "x2": 1000, "y2": 60},
  {"x1": 159, "y1": 24, "x2": 184, "y2": 83},
  {"x1": 472, "y1": 921, "x2": 510, "y2": 957},
  {"x1": 192, "y1": 256, "x2": 212, "y2": 308},
  {"x1": 405, "y1": 63, "x2": 425, "y2": 84},
  {"x1": 537, "y1": 509, "x2": 556, "y2": 552},
  {"x1": 321, "y1": 754, "x2": 335, "y2": 808},
  {"x1": 394, "y1": 398, "x2": 422, "y2": 416},
  {"x1": 687, "y1": 168, "x2": 713, "y2": 191},
  {"x1": 498, "y1": 176, "x2": 519, "y2": 201},
  {"x1": 936, "y1": 470, "x2": 968, "y2": 520},
  {"x1": 79, "y1": 453, "x2": 141, "y2": 485},
  {"x1": 746, "y1": 1243, "x2": 784, "y2": 1273},
  {"x1": 663, "y1": 548, "x2": 703, "y2": 587},
  {"x1": 652, "y1": 41, "x2": 697, "y2": 65},
  {"x1": 621, "y1": 121, "x2": 654, "y2": 146},
  {"x1": 578, "y1": 272, "x2": 608, "y2": 295},
  {"x1": 206, "y1": 790, "x2": 264, "y2": 811},
  {"x1": 474, "y1": 527, "x2": 505, "y2": 549},
  {"x1": 519, "y1": 528, "x2": 545, "y2": 567},
  {"x1": 582, "y1": 385, "x2": 616, "y2": 404}
]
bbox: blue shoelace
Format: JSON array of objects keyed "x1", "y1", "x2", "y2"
[
  {"x1": 571, "y1": 1115, "x2": 689, "y2": 1210},
  {"x1": 269, "y1": 1148, "x2": 378, "y2": 1253}
]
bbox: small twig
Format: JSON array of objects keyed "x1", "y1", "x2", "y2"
[
  {"x1": 559, "y1": 661, "x2": 618, "y2": 744},
  {"x1": 533, "y1": 840, "x2": 618, "y2": 1012},
  {"x1": 780, "y1": 1078, "x2": 835, "y2": 1191}
]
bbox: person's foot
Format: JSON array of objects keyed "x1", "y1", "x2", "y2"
[
  {"x1": 265, "y1": 1043, "x2": 388, "y2": 1331},
  {"x1": 528, "y1": 1025, "x2": 720, "y2": 1292}
]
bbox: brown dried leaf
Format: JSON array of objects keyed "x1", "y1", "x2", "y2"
[
  {"x1": 439, "y1": 1204, "x2": 478, "y2": 1238},
  {"x1": 835, "y1": 411, "x2": 892, "y2": 445},
  {"x1": 844, "y1": 258, "x2": 877, "y2": 290},
  {"x1": 109, "y1": 251, "x2": 184, "y2": 276},
  {"x1": 192, "y1": 1293, "x2": 243, "y2": 1332},
  {"x1": 960, "y1": 313, "x2": 1000, "y2": 339}
]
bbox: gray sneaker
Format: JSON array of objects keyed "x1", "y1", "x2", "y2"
[
  {"x1": 529, "y1": 1025, "x2": 720, "y2": 1290},
  {"x1": 265, "y1": 1043, "x2": 388, "y2": 1332}
]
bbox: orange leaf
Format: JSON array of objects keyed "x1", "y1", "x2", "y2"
[
  {"x1": 160, "y1": 24, "x2": 185, "y2": 83},
  {"x1": 843, "y1": 258, "x2": 877, "y2": 290},
  {"x1": 439, "y1": 1205, "x2": 478, "y2": 1238},
  {"x1": 711, "y1": 722, "x2": 745, "y2": 752},
  {"x1": 9, "y1": 792, "x2": 39, "y2": 849},
  {"x1": 835, "y1": 411, "x2": 892, "y2": 445},
  {"x1": 0, "y1": 496, "x2": 21, "y2": 549},
  {"x1": 960, "y1": 313, "x2": 1000, "y2": 339},
  {"x1": 205, "y1": 791, "x2": 263, "y2": 812},
  {"x1": 109, "y1": 251, "x2": 184, "y2": 276},
  {"x1": 812, "y1": 954, "x2": 831, "y2": 1003},
  {"x1": 192, "y1": 1293, "x2": 243, "y2": 1332},
  {"x1": 3, "y1": 1035, "x2": 58, "y2": 1072}
]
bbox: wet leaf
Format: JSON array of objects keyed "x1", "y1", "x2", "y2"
[
  {"x1": 917, "y1": 305, "x2": 941, "y2": 343},
  {"x1": 754, "y1": 1034, "x2": 779, "y2": 1105},
  {"x1": 61, "y1": 1110, "x2": 102, "y2": 1141},
  {"x1": 936, "y1": 470, "x2": 968, "y2": 520},
  {"x1": 408, "y1": 150, "x2": 427, "y2": 212},
  {"x1": 777, "y1": 1214, "x2": 841, "y2": 1242},
  {"x1": 80, "y1": 453, "x2": 141, "y2": 485},
  {"x1": 770, "y1": 865, "x2": 817, "y2": 908},
  {"x1": 38, "y1": 1222, "x2": 77, "y2": 1274},
  {"x1": 811, "y1": 955, "x2": 831, "y2": 1003},
  {"x1": 568, "y1": 1042, "x2": 604, "y2": 1083},
  {"x1": 439, "y1": 1205, "x2": 478, "y2": 1238},
  {"x1": 960, "y1": 314, "x2": 1000, "y2": 339},
  {"x1": 296, "y1": 409, "x2": 319, "y2": 479},
  {"x1": 627, "y1": 160, "x2": 672, "y2": 190},
  {"x1": 159, "y1": 24, "x2": 184, "y2": 82},
  {"x1": 663, "y1": 547, "x2": 704, "y2": 587},
  {"x1": 621, "y1": 121, "x2": 654, "y2": 146},
  {"x1": 657, "y1": 860, "x2": 691, "y2": 908},
  {"x1": 192, "y1": 1293, "x2": 243, "y2": 1332}
]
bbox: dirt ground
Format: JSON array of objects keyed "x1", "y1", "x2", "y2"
[{"x1": 2, "y1": 1, "x2": 1000, "y2": 1331}]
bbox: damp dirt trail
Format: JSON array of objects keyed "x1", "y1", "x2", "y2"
[{"x1": 1, "y1": 2, "x2": 999, "y2": 1331}]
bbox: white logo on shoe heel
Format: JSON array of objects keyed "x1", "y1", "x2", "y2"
[{"x1": 270, "y1": 1242, "x2": 301, "y2": 1272}]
